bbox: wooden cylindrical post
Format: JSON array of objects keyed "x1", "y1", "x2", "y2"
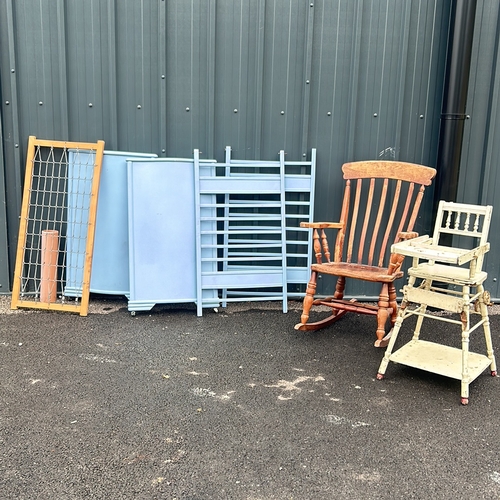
[{"x1": 40, "y1": 230, "x2": 59, "y2": 303}]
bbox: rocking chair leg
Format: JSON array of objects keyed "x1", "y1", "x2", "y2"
[
  {"x1": 300, "y1": 271, "x2": 318, "y2": 325},
  {"x1": 374, "y1": 282, "x2": 399, "y2": 348},
  {"x1": 333, "y1": 276, "x2": 346, "y2": 301},
  {"x1": 295, "y1": 275, "x2": 348, "y2": 331},
  {"x1": 374, "y1": 283, "x2": 390, "y2": 347},
  {"x1": 388, "y1": 283, "x2": 398, "y2": 327}
]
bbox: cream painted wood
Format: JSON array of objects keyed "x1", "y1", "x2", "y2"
[
  {"x1": 389, "y1": 340, "x2": 492, "y2": 381},
  {"x1": 377, "y1": 201, "x2": 497, "y2": 405},
  {"x1": 408, "y1": 264, "x2": 488, "y2": 285}
]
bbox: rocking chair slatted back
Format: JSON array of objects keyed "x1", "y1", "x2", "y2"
[{"x1": 338, "y1": 161, "x2": 436, "y2": 268}]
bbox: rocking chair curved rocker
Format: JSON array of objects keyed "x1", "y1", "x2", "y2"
[{"x1": 295, "y1": 160, "x2": 436, "y2": 347}]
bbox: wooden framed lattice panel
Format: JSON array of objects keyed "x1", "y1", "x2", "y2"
[{"x1": 11, "y1": 136, "x2": 104, "y2": 316}]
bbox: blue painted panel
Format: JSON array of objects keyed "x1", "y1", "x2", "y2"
[
  {"x1": 127, "y1": 158, "x2": 218, "y2": 313},
  {"x1": 66, "y1": 150, "x2": 157, "y2": 297},
  {"x1": 66, "y1": 150, "x2": 96, "y2": 297},
  {"x1": 226, "y1": 148, "x2": 316, "y2": 297},
  {"x1": 91, "y1": 151, "x2": 157, "y2": 295}
]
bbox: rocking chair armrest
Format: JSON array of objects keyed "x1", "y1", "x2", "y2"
[
  {"x1": 397, "y1": 231, "x2": 419, "y2": 240},
  {"x1": 301, "y1": 222, "x2": 344, "y2": 264},
  {"x1": 300, "y1": 222, "x2": 344, "y2": 229}
]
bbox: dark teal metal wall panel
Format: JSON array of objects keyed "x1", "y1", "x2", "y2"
[
  {"x1": 65, "y1": 1, "x2": 118, "y2": 147},
  {"x1": 0, "y1": 0, "x2": 478, "y2": 297},
  {"x1": 165, "y1": 0, "x2": 217, "y2": 160},
  {"x1": 458, "y1": 0, "x2": 500, "y2": 299},
  {"x1": 0, "y1": 107, "x2": 9, "y2": 292},
  {"x1": 14, "y1": 1, "x2": 68, "y2": 142},
  {"x1": 116, "y1": 1, "x2": 163, "y2": 154},
  {"x1": 1, "y1": 0, "x2": 27, "y2": 282},
  {"x1": 214, "y1": 0, "x2": 266, "y2": 160},
  {"x1": 260, "y1": 0, "x2": 310, "y2": 161}
]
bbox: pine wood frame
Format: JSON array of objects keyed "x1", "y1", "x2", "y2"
[{"x1": 11, "y1": 136, "x2": 104, "y2": 316}]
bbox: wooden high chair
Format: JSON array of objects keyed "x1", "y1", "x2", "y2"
[{"x1": 377, "y1": 201, "x2": 497, "y2": 405}]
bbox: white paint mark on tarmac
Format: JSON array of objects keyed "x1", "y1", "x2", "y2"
[
  {"x1": 218, "y1": 391, "x2": 235, "y2": 400},
  {"x1": 265, "y1": 375, "x2": 325, "y2": 400},
  {"x1": 79, "y1": 354, "x2": 117, "y2": 364},
  {"x1": 191, "y1": 388, "x2": 216, "y2": 397},
  {"x1": 490, "y1": 472, "x2": 500, "y2": 484},
  {"x1": 324, "y1": 414, "x2": 371, "y2": 428},
  {"x1": 355, "y1": 471, "x2": 381, "y2": 482},
  {"x1": 190, "y1": 388, "x2": 235, "y2": 400}
]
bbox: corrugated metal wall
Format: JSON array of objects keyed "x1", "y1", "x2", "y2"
[
  {"x1": 3, "y1": 0, "x2": 496, "y2": 298},
  {"x1": 459, "y1": 0, "x2": 500, "y2": 300}
]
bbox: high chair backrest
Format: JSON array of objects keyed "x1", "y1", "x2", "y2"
[
  {"x1": 336, "y1": 161, "x2": 436, "y2": 267},
  {"x1": 432, "y1": 201, "x2": 493, "y2": 272}
]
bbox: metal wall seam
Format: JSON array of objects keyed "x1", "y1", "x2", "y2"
[
  {"x1": 346, "y1": 0, "x2": 363, "y2": 160},
  {"x1": 300, "y1": 1, "x2": 314, "y2": 158},
  {"x1": 253, "y1": 0, "x2": 266, "y2": 159},
  {"x1": 206, "y1": 0, "x2": 216, "y2": 160},
  {"x1": 372, "y1": 0, "x2": 384, "y2": 158},
  {"x1": 5, "y1": 0, "x2": 22, "y2": 273},
  {"x1": 107, "y1": 0, "x2": 119, "y2": 150},
  {"x1": 0, "y1": 105, "x2": 9, "y2": 292},
  {"x1": 416, "y1": 0, "x2": 435, "y2": 164},
  {"x1": 159, "y1": 0, "x2": 166, "y2": 156},
  {"x1": 56, "y1": 0, "x2": 69, "y2": 140},
  {"x1": 394, "y1": 0, "x2": 412, "y2": 160}
]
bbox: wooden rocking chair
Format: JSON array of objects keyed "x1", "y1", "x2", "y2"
[{"x1": 295, "y1": 160, "x2": 436, "y2": 347}]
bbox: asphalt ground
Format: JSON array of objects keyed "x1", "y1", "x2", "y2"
[{"x1": 1, "y1": 296, "x2": 499, "y2": 500}]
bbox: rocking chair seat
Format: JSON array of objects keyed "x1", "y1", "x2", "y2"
[{"x1": 311, "y1": 262, "x2": 404, "y2": 283}]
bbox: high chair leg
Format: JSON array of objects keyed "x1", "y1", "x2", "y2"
[
  {"x1": 377, "y1": 301, "x2": 407, "y2": 379},
  {"x1": 477, "y1": 285, "x2": 497, "y2": 376}
]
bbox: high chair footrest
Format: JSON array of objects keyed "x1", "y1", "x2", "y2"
[{"x1": 389, "y1": 340, "x2": 492, "y2": 381}]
